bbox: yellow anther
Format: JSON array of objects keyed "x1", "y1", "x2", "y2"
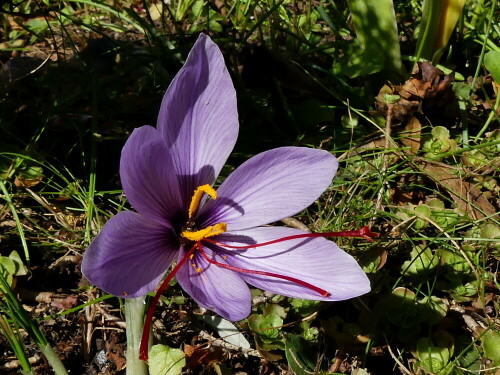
[
  {"x1": 188, "y1": 184, "x2": 217, "y2": 219},
  {"x1": 182, "y1": 223, "x2": 227, "y2": 242},
  {"x1": 191, "y1": 263, "x2": 202, "y2": 273}
]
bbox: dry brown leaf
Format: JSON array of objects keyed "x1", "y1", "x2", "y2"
[
  {"x1": 376, "y1": 62, "x2": 455, "y2": 122},
  {"x1": 14, "y1": 174, "x2": 43, "y2": 188},
  {"x1": 417, "y1": 160, "x2": 497, "y2": 220},
  {"x1": 184, "y1": 344, "x2": 225, "y2": 368},
  {"x1": 50, "y1": 295, "x2": 78, "y2": 310},
  {"x1": 400, "y1": 115, "x2": 422, "y2": 154}
]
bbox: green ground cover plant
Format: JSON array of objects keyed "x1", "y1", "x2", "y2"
[{"x1": 0, "y1": 0, "x2": 498, "y2": 374}]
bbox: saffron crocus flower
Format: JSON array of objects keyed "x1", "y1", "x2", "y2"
[{"x1": 81, "y1": 34, "x2": 371, "y2": 325}]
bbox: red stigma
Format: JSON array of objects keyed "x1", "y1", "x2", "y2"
[
  {"x1": 202, "y1": 225, "x2": 379, "y2": 249},
  {"x1": 198, "y1": 247, "x2": 331, "y2": 297},
  {"x1": 139, "y1": 243, "x2": 198, "y2": 361}
]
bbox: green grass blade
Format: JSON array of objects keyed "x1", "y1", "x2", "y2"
[{"x1": 0, "y1": 180, "x2": 30, "y2": 266}]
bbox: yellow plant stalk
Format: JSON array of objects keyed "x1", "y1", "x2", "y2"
[
  {"x1": 435, "y1": 0, "x2": 467, "y2": 54},
  {"x1": 417, "y1": 0, "x2": 467, "y2": 62}
]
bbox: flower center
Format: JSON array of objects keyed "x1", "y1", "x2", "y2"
[{"x1": 180, "y1": 184, "x2": 227, "y2": 242}]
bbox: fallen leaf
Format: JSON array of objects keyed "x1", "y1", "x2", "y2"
[
  {"x1": 14, "y1": 174, "x2": 43, "y2": 188},
  {"x1": 376, "y1": 62, "x2": 455, "y2": 122},
  {"x1": 50, "y1": 295, "x2": 78, "y2": 310},
  {"x1": 416, "y1": 159, "x2": 497, "y2": 220},
  {"x1": 184, "y1": 344, "x2": 225, "y2": 368},
  {"x1": 399, "y1": 115, "x2": 422, "y2": 153}
]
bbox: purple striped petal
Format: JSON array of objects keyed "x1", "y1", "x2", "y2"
[
  {"x1": 120, "y1": 126, "x2": 183, "y2": 225},
  {"x1": 215, "y1": 227, "x2": 370, "y2": 301},
  {"x1": 157, "y1": 34, "x2": 238, "y2": 207},
  {"x1": 175, "y1": 247, "x2": 251, "y2": 321},
  {"x1": 199, "y1": 147, "x2": 337, "y2": 231},
  {"x1": 81, "y1": 211, "x2": 179, "y2": 298}
]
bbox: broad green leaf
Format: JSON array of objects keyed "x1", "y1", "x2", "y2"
[
  {"x1": 415, "y1": 331, "x2": 453, "y2": 373},
  {"x1": 289, "y1": 298, "x2": 320, "y2": 317},
  {"x1": 0, "y1": 257, "x2": 16, "y2": 276},
  {"x1": 346, "y1": 0, "x2": 405, "y2": 80},
  {"x1": 9, "y1": 251, "x2": 28, "y2": 276},
  {"x1": 262, "y1": 303, "x2": 287, "y2": 319},
  {"x1": 402, "y1": 246, "x2": 438, "y2": 275},
  {"x1": 248, "y1": 314, "x2": 282, "y2": 342},
  {"x1": 437, "y1": 249, "x2": 471, "y2": 273},
  {"x1": 149, "y1": 344, "x2": 186, "y2": 375},
  {"x1": 419, "y1": 296, "x2": 448, "y2": 324},
  {"x1": 484, "y1": 51, "x2": 500, "y2": 83},
  {"x1": 0, "y1": 256, "x2": 16, "y2": 289},
  {"x1": 284, "y1": 334, "x2": 321, "y2": 375},
  {"x1": 414, "y1": 204, "x2": 432, "y2": 230},
  {"x1": 482, "y1": 330, "x2": 500, "y2": 364}
]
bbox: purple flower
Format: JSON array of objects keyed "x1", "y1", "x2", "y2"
[{"x1": 81, "y1": 34, "x2": 370, "y2": 322}]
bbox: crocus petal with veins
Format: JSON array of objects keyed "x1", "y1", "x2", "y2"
[
  {"x1": 176, "y1": 247, "x2": 252, "y2": 321},
  {"x1": 120, "y1": 125, "x2": 182, "y2": 225},
  {"x1": 198, "y1": 147, "x2": 337, "y2": 231},
  {"x1": 157, "y1": 34, "x2": 239, "y2": 208},
  {"x1": 81, "y1": 211, "x2": 179, "y2": 298}
]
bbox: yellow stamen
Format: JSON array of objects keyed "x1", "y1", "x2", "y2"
[
  {"x1": 191, "y1": 263, "x2": 202, "y2": 273},
  {"x1": 188, "y1": 184, "x2": 217, "y2": 219},
  {"x1": 182, "y1": 223, "x2": 227, "y2": 241}
]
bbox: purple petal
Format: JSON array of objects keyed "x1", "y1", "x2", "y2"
[
  {"x1": 120, "y1": 126, "x2": 183, "y2": 224},
  {"x1": 81, "y1": 211, "x2": 179, "y2": 298},
  {"x1": 175, "y1": 247, "x2": 251, "y2": 321},
  {"x1": 199, "y1": 147, "x2": 337, "y2": 230},
  {"x1": 157, "y1": 33, "x2": 238, "y2": 206},
  {"x1": 215, "y1": 227, "x2": 370, "y2": 301}
]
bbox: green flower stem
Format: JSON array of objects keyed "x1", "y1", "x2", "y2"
[
  {"x1": 124, "y1": 297, "x2": 149, "y2": 375},
  {"x1": 38, "y1": 343, "x2": 68, "y2": 375}
]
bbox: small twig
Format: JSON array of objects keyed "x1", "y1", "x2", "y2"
[
  {"x1": 252, "y1": 290, "x2": 276, "y2": 305},
  {"x1": 95, "y1": 302, "x2": 126, "y2": 329},
  {"x1": 83, "y1": 296, "x2": 97, "y2": 363},
  {"x1": 371, "y1": 104, "x2": 396, "y2": 227},
  {"x1": 449, "y1": 305, "x2": 488, "y2": 336},
  {"x1": 49, "y1": 252, "x2": 82, "y2": 269},
  {"x1": 198, "y1": 330, "x2": 261, "y2": 357},
  {"x1": 6, "y1": 53, "x2": 54, "y2": 83},
  {"x1": 281, "y1": 217, "x2": 311, "y2": 232},
  {"x1": 25, "y1": 188, "x2": 71, "y2": 229},
  {"x1": 386, "y1": 342, "x2": 411, "y2": 375}
]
